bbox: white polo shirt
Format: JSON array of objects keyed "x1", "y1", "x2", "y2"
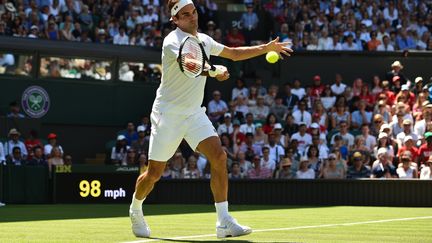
[{"x1": 152, "y1": 28, "x2": 225, "y2": 115}]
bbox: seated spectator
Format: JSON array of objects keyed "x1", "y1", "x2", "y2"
[
  {"x1": 282, "y1": 113, "x2": 298, "y2": 137},
  {"x1": 330, "y1": 121, "x2": 355, "y2": 149},
  {"x1": 332, "y1": 135, "x2": 349, "y2": 161},
  {"x1": 239, "y1": 113, "x2": 256, "y2": 135},
  {"x1": 250, "y1": 95, "x2": 269, "y2": 121},
  {"x1": 132, "y1": 125, "x2": 149, "y2": 156},
  {"x1": 264, "y1": 84, "x2": 278, "y2": 107},
  {"x1": 124, "y1": 148, "x2": 138, "y2": 166},
  {"x1": 351, "y1": 101, "x2": 372, "y2": 129},
  {"x1": 262, "y1": 113, "x2": 278, "y2": 134},
  {"x1": 111, "y1": 135, "x2": 129, "y2": 165},
  {"x1": 253, "y1": 123, "x2": 268, "y2": 148},
  {"x1": 420, "y1": 156, "x2": 432, "y2": 179},
  {"x1": 296, "y1": 158, "x2": 315, "y2": 179},
  {"x1": 217, "y1": 113, "x2": 234, "y2": 135},
  {"x1": 306, "y1": 144, "x2": 322, "y2": 177},
  {"x1": 320, "y1": 152, "x2": 345, "y2": 179},
  {"x1": 270, "y1": 96, "x2": 287, "y2": 122},
  {"x1": 27, "y1": 146, "x2": 47, "y2": 166},
  {"x1": 331, "y1": 103, "x2": 351, "y2": 129},
  {"x1": 64, "y1": 154, "x2": 73, "y2": 165},
  {"x1": 220, "y1": 133, "x2": 236, "y2": 164},
  {"x1": 122, "y1": 122, "x2": 139, "y2": 146},
  {"x1": 275, "y1": 158, "x2": 294, "y2": 179},
  {"x1": 48, "y1": 146, "x2": 64, "y2": 172},
  {"x1": 44, "y1": 133, "x2": 64, "y2": 159},
  {"x1": 182, "y1": 155, "x2": 200, "y2": 179},
  {"x1": 418, "y1": 132, "x2": 432, "y2": 165},
  {"x1": 24, "y1": 130, "x2": 44, "y2": 161},
  {"x1": 4, "y1": 128, "x2": 28, "y2": 160},
  {"x1": 169, "y1": 152, "x2": 185, "y2": 179},
  {"x1": 208, "y1": 90, "x2": 228, "y2": 124},
  {"x1": 359, "y1": 125, "x2": 376, "y2": 152},
  {"x1": 161, "y1": 161, "x2": 173, "y2": 179},
  {"x1": 346, "y1": 152, "x2": 371, "y2": 179},
  {"x1": 373, "y1": 132, "x2": 395, "y2": 162},
  {"x1": 6, "y1": 147, "x2": 25, "y2": 166},
  {"x1": 273, "y1": 123, "x2": 288, "y2": 148},
  {"x1": 292, "y1": 100, "x2": 311, "y2": 127},
  {"x1": 260, "y1": 146, "x2": 276, "y2": 173},
  {"x1": 7, "y1": 101, "x2": 25, "y2": 118},
  {"x1": 371, "y1": 148, "x2": 397, "y2": 178},
  {"x1": 247, "y1": 154, "x2": 273, "y2": 179},
  {"x1": 396, "y1": 152, "x2": 418, "y2": 179},
  {"x1": 282, "y1": 82, "x2": 299, "y2": 112},
  {"x1": 228, "y1": 162, "x2": 245, "y2": 179},
  {"x1": 247, "y1": 86, "x2": 258, "y2": 107},
  {"x1": 397, "y1": 136, "x2": 418, "y2": 163},
  {"x1": 265, "y1": 131, "x2": 285, "y2": 164},
  {"x1": 232, "y1": 78, "x2": 248, "y2": 101},
  {"x1": 396, "y1": 120, "x2": 418, "y2": 148},
  {"x1": 291, "y1": 123, "x2": 312, "y2": 155}
]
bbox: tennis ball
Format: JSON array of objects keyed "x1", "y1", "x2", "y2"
[{"x1": 266, "y1": 51, "x2": 279, "y2": 64}]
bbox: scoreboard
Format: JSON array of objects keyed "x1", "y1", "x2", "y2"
[{"x1": 53, "y1": 165, "x2": 138, "y2": 203}]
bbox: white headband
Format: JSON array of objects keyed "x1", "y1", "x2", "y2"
[{"x1": 171, "y1": 0, "x2": 194, "y2": 19}]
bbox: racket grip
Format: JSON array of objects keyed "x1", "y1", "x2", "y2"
[{"x1": 209, "y1": 65, "x2": 225, "y2": 77}]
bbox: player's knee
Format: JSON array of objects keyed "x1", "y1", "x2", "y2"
[{"x1": 213, "y1": 150, "x2": 227, "y2": 166}]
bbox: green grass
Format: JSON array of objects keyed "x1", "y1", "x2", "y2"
[{"x1": 1, "y1": 204, "x2": 431, "y2": 242}]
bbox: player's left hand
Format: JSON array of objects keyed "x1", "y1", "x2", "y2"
[
  {"x1": 266, "y1": 37, "x2": 293, "y2": 59},
  {"x1": 214, "y1": 65, "x2": 230, "y2": 81}
]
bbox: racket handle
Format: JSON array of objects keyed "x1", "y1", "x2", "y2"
[{"x1": 209, "y1": 65, "x2": 225, "y2": 77}]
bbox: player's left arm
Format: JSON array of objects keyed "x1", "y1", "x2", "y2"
[{"x1": 219, "y1": 37, "x2": 293, "y2": 62}]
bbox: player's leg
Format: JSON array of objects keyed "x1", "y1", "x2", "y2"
[
  {"x1": 130, "y1": 160, "x2": 166, "y2": 238},
  {"x1": 185, "y1": 108, "x2": 251, "y2": 238}
]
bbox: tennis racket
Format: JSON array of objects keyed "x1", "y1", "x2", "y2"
[{"x1": 178, "y1": 36, "x2": 224, "y2": 78}]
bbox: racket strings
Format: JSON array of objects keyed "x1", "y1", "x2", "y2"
[{"x1": 181, "y1": 40, "x2": 203, "y2": 76}]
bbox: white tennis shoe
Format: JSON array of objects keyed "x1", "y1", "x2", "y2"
[
  {"x1": 216, "y1": 216, "x2": 252, "y2": 238},
  {"x1": 129, "y1": 209, "x2": 151, "y2": 238}
]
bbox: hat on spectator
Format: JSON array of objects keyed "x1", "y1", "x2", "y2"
[
  {"x1": 328, "y1": 153, "x2": 337, "y2": 159},
  {"x1": 274, "y1": 123, "x2": 282, "y2": 130},
  {"x1": 380, "y1": 123, "x2": 391, "y2": 133},
  {"x1": 425, "y1": 132, "x2": 432, "y2": 139},
  {"x1": 224, "y1": 113, "x2": 231, "y2": 118},
  {"x1": 8, "y1": 128, "x2": 20, "y2": 136},
  {"x1": 300, "y1": 156, "x2": 309, "y2": 162},
  {"x1": 382, "y1": 80, "x2": 389, "y2": 87},
  {"x1": 137, "y1": 125, "x2": 145, "y2": 132},
  {"x1": 415, "y1": 77, "x2": 423, "y2": 83},
  {"x1": 391, "y1": 61, "x2": 403, "y2": 69},
  {"x1": 423, "y1": 84, "x2": 429, "y2": 90},
  {"x1": 378, "y1": 132, "x2": 388, "y2": 140},
  {"x1": 47, "y1": 133, "x2": 57, "y2": 139},
  {"x1": 5, "y1": 2, "x2": 16, "y2": 12},
  {"x1": 377, "y1": 147, "x2": 388, "y2": 156},
  {"x1": 255, "y1": 122, "x2": 262, "y2": 128},
  {"x1": 310, "y1": 123, "x2": 319, "y2": 129},
  {"x1": 281, "y1": 158, "x2": 292, "y2": 167},
  {"x1": 207, "y1": 20, "x2": 215, "y2": 26},
  {"x1": 117, "y1": 134, "x2": 126, "y2": 141},
  {"x1": 378, "y1": 100, "x2": 386, "y2": 106},
  {"x1": 98, "y1": 29, "x2": 106, "y2": 35},
  {"x1": 401, "y1": 84, "x2": 409, "y2": 91},
  {"x1": 403, "y1": 135, "x2": 413, "y2": 143},
  {"x1": 402, "y1": 119, "x2": 412, "y2": 125},
  {"x1": 353, "y1": 151, "x2": 362, "y2": 159},
  {"x1": 422, "y1": 101, "x2": 430, "y2": 107},
  {"x1": 392, "y1": 76, "x2": 401, "y2": 83},
  {"x1": 426, "y1": 104, "x2": 432, "y2": 109},
  {"x1": 30, "y1": 25, "x2": 38, "y2": 31},
  {"x1": 313, "y1": 75, "x2": 321, "y2": 81}
]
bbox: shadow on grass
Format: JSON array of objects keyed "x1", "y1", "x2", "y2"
[
  {"x1": 148, "y1": 237, "x2": 253, "y2": 243},
  {"x1": 0, "y1": 204, "x2": 327, "y2": 223}
]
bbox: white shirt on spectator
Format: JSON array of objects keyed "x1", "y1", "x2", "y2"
[
  {"x1": 217, "y1": 123, "x2": 233, "y2": 135},
  {"x1": 377, "y1": 43, "x2": 395, "y2": 51},
  {"x1": 296, "y1": 168, "x2": 315, "y2": 179},
  {"x1": 44, "y1": 144, "x2": 64, "y2": 156},
  {"x1": 208, "y1": 99, "x2": 228, "y2": 118},
  {"x1": 0, "y1": 143, "x2": 5, "y2": 164},
  {"x1": 291, "y1": 132, "x2": 312, "y2": 154},
  {"x1": 363, "y1": 134, "x2": 377, "y2": 151},
  {"x1": 414, "y1": 119, "x2": 426, "y2": 139},
  {"x1": 396, "y1": 132, "x2": 418, "y2": 147},
  {"x1": 266, "y1": 144, "x2": 285, "y2": 164},
  {"x1": 292, "y1": 110, "x2": 312, "y2": 127},
  {"x1": 330, "y1": 132, "x2": 355, "y2": 147},
  {"x1": 342, "y1": 42, "x2": 360, "y2": 51},
  {"x1": 328, "y1": 42, "x2": 343, "y2": 50},
  {"x1": 240, "y1": 123, "x2": 255, "y2": 135},
  {"x1": 4, "y1": 140, "x2": 28, "y2": 158},
  {"x1": 113, "y1": 33, "x2": 129, "y2": 45},
  {"x1": 331, "y1": 83, "x2": 346, "y2": 96},
  {"x1": 260, "y1": 157, "x2": 276, "y2": 171},
  {"x1": 292, "y1": 87, "x2": 306, "y2": 100},
  {"x1": 383, "y1": 7, "x2": 398, "y2": 22},
  {"x1": 232, "y1": 88, "x2": 248, "y2": 100},
  {"x1": 318, "y1": 37, "x2": 333, "y2": 50},
  {"x1": 142, "y1": 0, "x2": 160, "y2": 6}
]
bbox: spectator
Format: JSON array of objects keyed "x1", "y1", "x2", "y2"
[
  {"x1": 420, "y1": 156, "x2": 432, "y2": 179},
  {"x1": 47, "y1": 146, "x2": 64, "y2": 172},
  {"x1": 396, "y1": 120, "x2": 418, "y2": 148},
  {"x1": 239, "y1": 113, "x2": 255, "y2": 135},
  {"x1": 182, "y1": 155, "x2": 200, "y2": 179},
  {"x1": 377, "y1": 35, "x2": 394, "y2": 51},
  {"x1": 64, "y1": 154, "x2": 73, "y2": 165},
  {"x1": 320, "y1": 152, "x2": 345, "y2": 179},
  {"x1": 351, "y1": 101, "x2": 372, "y2": 129},
  {"x1": 275, "y1": 157, "x2": 293, "y2": 179},
  {"x1": 320, "y1": 85, "x2": 336, "y2": 112},
  {"x1": 6, "y1": 146, "x2": 25, "y2": 166},
  {"x1": 113, "y1": 26, "x2": 129, "y2": 45},
  {"x1": 111, "y1": 135, "x2": 129, "y2": 165},
  {"x1": 306, "y1": 144, "x2": 322, "y2": 177},
  {"x1": 7, "y1": 101, "x2": 25, "y2": 118},
  {"x1": 169, "y1": 152, "x2": 185, "y2": 179},
  {"x1": 132, "y1": 125, "x2": 149, "y2": 156},
  {"x1": 281, "y1": 82, "x2": 299, "y2": 112},
  {"x1": 4, "y1": 129, "x2": 28, "y2": 160},
  {"x1": 330, "y1": 121, "x2": 354, "y2": 149},
  {"x1": 122, "y1": 122, "x2": 139, "y2": 146},
  {"x1": 374, "y1": 132, "x2": 395, "y2": 162},
  {"x1": 208, "y1": 90, "x2": 228, "y2": 124},
  {"x1": 260, "y1": 146, "x2": 276, "y2": 173},
  {"x1": 250, "y1": 95, "x2": 269, "y2": 121},
  {"x1": 371, "y1": 148, "x2": 397, "y2": 178},
  {"x1": 247, "y1": 154, "x2": 272, "y2": 179},
  {"x1": 346, "y1": 152, "x2": 371, "y2": 179},
  {"x1": 418, "y1": 132, "x2": 432, "y2": 165},
  {"x1": 291, "y1": 79, "x2": 306, "y2": 100},
  {"x1": 24, "y1": 130, "x2": 44, "y2": 160},
  {"x1": 138, "y1": 153, "x2": 148, "y2": 174},
  {"x1": 253, "y1": 123, "x2": 268, "y2": 148},
  {"x1": 296, "y1": 158, "x2": 315, "y2": 179},
  {"x1": 27, "y1": 146, "x2": 47, "y2": 166},
  {"x1": 44, "y1": 133, "x2": 64, "y2": 158},
  {"x1": 367, "y1": 31, "x2": 381, "y2": 51},
  {"x1": 396, "y1": 152, "x2": 418, "y2": 179},
  {"x1": 310, "y1": 75, "x2": 325, "y2": 101},
  {"x1": 124, "y1": 148, "x2": 139, "y2": 166},
  {"x1": 228, "y1": 162, "x2": 245, "y2": 179},
  {"x1": 232, "y1": 78, "x2": 248, "y2": 101},
  {"x1": 217, "y1": 113, "x2": 234, "y2": 136},
  {"x1": 385, "y1": 61, "x2": 407, "y2": 85},
  {"x1": 331, "y1": 104, "x2": 351, "y2": 130},
  {"x1": 330, "y1": 73, "x2": 346, "y2": 96},
  {"x1": 270, "y1": 96, "x2": 287, "y2": 122},
  {"x1": 291, "y1": 123, "x2": 312, "y2": 155},
  {"x1": 240, "y1": 4, "x2": 259, "y2": 45},
  {"x1": 0, "y1": 142, "x2": 5, "y2": 164},
  {"x1": 292, "y1": 100, "x2": 311, "y2": 127}
]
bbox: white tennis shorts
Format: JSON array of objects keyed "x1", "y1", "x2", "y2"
[{"x1": 148, "y1": 107, "x2": 217, "y2": 161}]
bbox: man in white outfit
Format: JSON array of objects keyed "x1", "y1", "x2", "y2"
[{"x1": 129, "y1": 0, "x2": 292, "y2": 239}]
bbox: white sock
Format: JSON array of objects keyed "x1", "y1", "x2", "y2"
[
  {"x1": 215, "y1": 201, "x2": 230, "y2": 222},
  {"x1": 130, "y1": 192, "x2": 145, "y2": 211}
]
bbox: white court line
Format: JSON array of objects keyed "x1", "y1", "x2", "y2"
[{"x1": 122, "y1": 216, "x2": 432, "y2": 243}]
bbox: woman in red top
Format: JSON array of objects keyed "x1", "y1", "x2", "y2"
[
  {"x1": 359, "y1": 84, "x2": 375, "y2": 108},
  {"x1": 24, "y1": 130, "x2": 44, "y2": 160},
  {"x1": 262, "y1": 113, "x2": 277, "y2": 134}
]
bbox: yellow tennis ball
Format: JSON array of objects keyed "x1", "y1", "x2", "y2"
[{"x1": 266, "y1": 51, "x2": 279, "y2": 64}]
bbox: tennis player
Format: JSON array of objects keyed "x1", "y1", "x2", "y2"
[{"x1": 129, "y1": 0, "x2": 292, "y2": 238}]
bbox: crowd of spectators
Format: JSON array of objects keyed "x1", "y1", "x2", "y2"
[
  {"x1": 109, "y1": 60, "x2": 432, "y2": 180},
  {"x1": 0, "y1": 101, "x2": 71, "y2": 172},
  {"x1": 0, "y1": 0, "x2": 431, "y2": 51}
]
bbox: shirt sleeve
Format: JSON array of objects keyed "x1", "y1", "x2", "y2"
[{"x1": 209, "y1": 35, "x2": 225, "y2": 56}]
